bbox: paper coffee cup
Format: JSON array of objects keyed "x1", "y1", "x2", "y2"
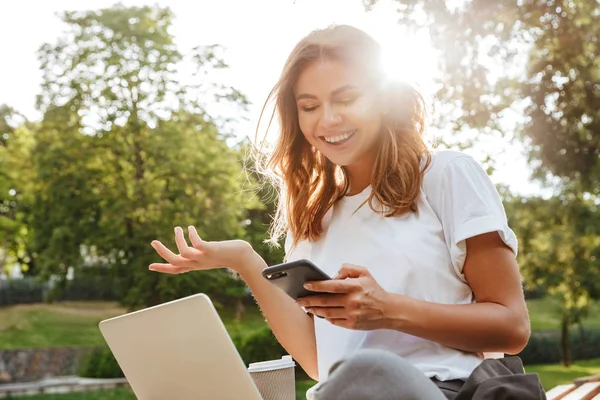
[{"x1": 248, "y1": 355, "x2": 295, "y2": 400}]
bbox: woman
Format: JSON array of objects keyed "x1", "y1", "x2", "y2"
[{"x1": 149, "y1": 25, "x2": 543, "y2": 399}]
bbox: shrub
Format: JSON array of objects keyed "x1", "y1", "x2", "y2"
[
  {"x1": 79, "y1": 347, "x2": 124, "y2": 379},
  {"x1": 519, "y1": 328, "x2": 600, "y2": 365},
  {"x1": 232, "y1": 325, "x2": 286, "y2": 365}
]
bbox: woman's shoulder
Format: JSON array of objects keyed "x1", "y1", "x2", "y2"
[
  {"x1": 422, "y1": 149, "x2": 479, "y2": 188},
  {"x1": 424, "y1": 149, "x2": 476, "y2": 176}
]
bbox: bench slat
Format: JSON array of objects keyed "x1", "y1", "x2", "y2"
[
  {"x1": 547, "y1": 384, "x2": 577, "y2": 400},
  {"x1": 561, "y1": 382, "x2": 600, "y2": 400}
]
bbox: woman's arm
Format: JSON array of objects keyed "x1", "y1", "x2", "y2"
[
  {"x1": 149, "y1": 227, "x2": 319, "y2": 379},
  {"x1": 384, "y1": 231, "x2": 531, "y2": 354},
  {"x1": 238, "y1": 254, "x2": 319, "y2": 379},
  {"x1": 298, "y1": 231, "x2": 531, "y2": 355}
]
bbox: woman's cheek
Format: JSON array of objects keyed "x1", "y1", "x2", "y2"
[{"x1": 298, "y1": 116, "x2": 319, "y2": 144}]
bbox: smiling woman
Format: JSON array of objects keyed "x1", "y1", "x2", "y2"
[
  {"x1": 149, "y1": 24, "x2": 542, "y2": 400},
  {"x1": 259, "y1": 25, "x2": 432, "y2": 245},
  {"x1": 294, "y1": 63, "x2": 384, "y2": 178}
]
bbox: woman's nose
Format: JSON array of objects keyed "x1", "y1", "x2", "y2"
[{"x1": 320, "y1": 105, "x2": 342, "y2": 129}]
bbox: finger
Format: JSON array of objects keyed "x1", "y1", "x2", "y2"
[
  {"x1": 304, "y1": 279, "x2": 359, "y2": 293},
  {"x1": 151, "y1": 240, "x2": 185, "y2": 264},
  {"x1": 307, "y1": 306, "x2": 347, "y2": 319},
  {"x1": 188, "y1": 226, "x2": 205, "y2": 250},
  {"x1": 336, "y1": 264, "x2": 369, "y2": 280},
  {"x1": 297, "y1": 294, "x2": 346, "y2": 308},
  {"x1": 149, "y1": 263, "x2": 192, "y2": 274},
  {"x1": 174, "y1": 227, "x2": 199, "y2": 259},
  {"x1": 327, "y1": 318, "x2": 357, "y2": 330}
]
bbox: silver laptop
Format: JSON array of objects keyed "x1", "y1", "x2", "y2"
[{"x1": 99, "y1": 293, "x2": 263, "y2": 400}]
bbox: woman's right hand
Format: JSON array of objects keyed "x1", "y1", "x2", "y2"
[{"x1": 149, "y1": 226, "x2": 256, "y2": 274}]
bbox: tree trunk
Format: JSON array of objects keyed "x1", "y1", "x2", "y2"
[
  {"x1": 561, "y1": 314, "x2": 572, "y2": 367},
  {"x1": 235, "y1": 297, "x2": 245, "y2": 322},
  {"x1": 0, "y1": 234, "x2": 7, "y2": 274},
  {"x1": 0, "y1": 207, "x2": 15, "y2": 273}
]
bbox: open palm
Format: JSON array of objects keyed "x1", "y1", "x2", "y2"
[{"x1": 149, "y1": 226, "x2": 254, "y2": 274}]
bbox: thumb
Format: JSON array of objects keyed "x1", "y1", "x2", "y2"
[{"x1": 335, "y1": 264, "x2": 369, "y2": 280}]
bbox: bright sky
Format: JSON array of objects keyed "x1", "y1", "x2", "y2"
[{"x1": 0, "y1": 0, "x2": 545, "y2": 196}]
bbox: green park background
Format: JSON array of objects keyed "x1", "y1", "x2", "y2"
[{"x1": 0, "y1": 2, "x2": 598, "y2": 399}]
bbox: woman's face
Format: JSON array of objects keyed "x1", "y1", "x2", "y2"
[{"x1": 294, "y1": 60, "x2": 383, "y2": 168}]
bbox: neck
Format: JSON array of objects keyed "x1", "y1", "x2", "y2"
[{"x1": 344, "y1": 156, "x2": 375, "y2": 196}]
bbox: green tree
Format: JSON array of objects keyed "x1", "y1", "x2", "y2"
[
  {"x1": 33, "y1": 4, "x2": 256, "y2": 309},
  {"x1": 504, "y1": 192, "x2": 600, "y2": 366},
  {"x1": 0, "y1": 107, "x2": 36, "y2": 275},
  {"x1": 367, "y1": 0, "x2": 599, "y2": 193},
  {"x1": 0, "y1": 105, "x2": 21, "y2": 146}
]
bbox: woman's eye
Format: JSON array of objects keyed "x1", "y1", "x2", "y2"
[
  {"x1": 301, "y1": 106, "x2": 318, "y2": 112},
  {"x1": 339, "y1": 98, "x2": 356, "y2": 106}
]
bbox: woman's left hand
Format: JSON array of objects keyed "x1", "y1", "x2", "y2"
[{"x1": 296, "y1": 264, "x2": 393, "y2": 330}]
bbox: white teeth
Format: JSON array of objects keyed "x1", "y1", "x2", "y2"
[{"x1": 324, "y1": 130, "x2": 356, "y2": 143}]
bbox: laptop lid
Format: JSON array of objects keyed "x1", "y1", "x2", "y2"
[{"x1": 99, "y1": 293, "x2": 263, "y2": 400}]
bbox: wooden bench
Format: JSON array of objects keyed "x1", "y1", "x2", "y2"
[{"x1": 546, "y1": 375, "x2": 600, "y2": 400}]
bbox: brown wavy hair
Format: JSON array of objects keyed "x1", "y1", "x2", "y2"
[{"x1": 255, "y1": 25, "x2": 431, "y2": 248}]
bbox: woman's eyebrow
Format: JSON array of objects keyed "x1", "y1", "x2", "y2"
[
  {"x1": 295, "y1": 84, "x2": 359, "y2": 101},
  {"x1": 330, "y1": 84, "x2": 359, "y2": 97}
]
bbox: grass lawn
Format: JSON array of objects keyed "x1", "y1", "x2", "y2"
[
  {"x1": 527, "y1": 297, "x2": 600, "y2": 331},
  {"x1": 13, "y1": 388, "x2": 136, "y2": 400},
  {"x1": 525, "y1": 358, "x2": 600, "y2": 390},
  {"x1": 0, "y1": 302, "x2": 127, "y2": 349},
  {"x1": 0, "y1": 301, "x2": 266, "y2": 349}
]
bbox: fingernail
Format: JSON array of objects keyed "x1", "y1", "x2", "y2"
[{"x1": 304, "y1": 283, "x2": 312, "y2": 290}]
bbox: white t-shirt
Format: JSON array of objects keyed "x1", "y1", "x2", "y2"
[{"x1": 285, "y1": 150, "x2": 518, "y2": 383}]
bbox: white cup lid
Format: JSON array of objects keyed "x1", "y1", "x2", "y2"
[{"x1": 247, "y1": 355, "x2": 295, "y2": 372}]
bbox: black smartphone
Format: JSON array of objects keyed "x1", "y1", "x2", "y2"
[{"x1": 262, "y1": 259, "x2": 331, "y2": 299}]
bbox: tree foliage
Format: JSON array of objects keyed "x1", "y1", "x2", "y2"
[
  {"x1": 368, "y1": 0, "x2": 599, "y2": 193},
  {"x1": 504, "y1": 191, "x2": 600, "y2": 366},
  {"x1": 0, "y1": 106, "x2": 35, "y2": 275},
  {"x1": 29, "y1": 4, "x2": 258, "y2": 309}
]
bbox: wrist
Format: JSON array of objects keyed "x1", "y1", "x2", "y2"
[
  {"x1": 233, "y1": 249, "x2": 266, "y2": 277},
  {"x1": 382, "y1": 292, "x2": 416, "y2": 332}
]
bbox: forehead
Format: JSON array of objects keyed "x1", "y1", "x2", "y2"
[{"x1": 294, "y1": 60, "x2": 368, "y2": 97}]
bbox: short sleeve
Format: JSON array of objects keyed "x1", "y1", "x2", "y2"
[{"x1": 439, "y1": 156, "x2": 518, "y2": 281}]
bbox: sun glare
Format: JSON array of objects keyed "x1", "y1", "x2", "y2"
[
  {"x1": 352, "y1": 0, "x2": 439, "y2": 93},
  {"x1": 376, "y1": 27, "x2": 439, "y2": 93}
]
